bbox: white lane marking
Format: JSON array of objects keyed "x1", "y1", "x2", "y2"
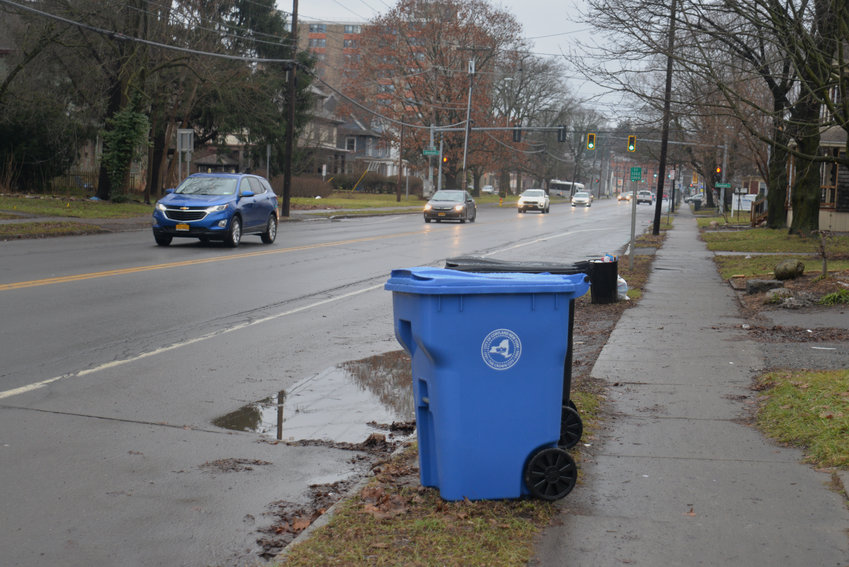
[{"x1": 0, "y1": 284, "x2": 384, "y2": 400}]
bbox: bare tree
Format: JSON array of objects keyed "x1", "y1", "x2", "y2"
[{"x1": 571, "y1": 0, "x2": 847, "y2": 234}]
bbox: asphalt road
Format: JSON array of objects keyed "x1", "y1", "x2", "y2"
[{"x1": 0, "y1": 198, "x2": 659, "y2": 566}]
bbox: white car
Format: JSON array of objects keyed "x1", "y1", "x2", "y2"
[
  {"x1": 481, "y1": 185, "x2": 495, "y2": 194},
  {"x1": 517, "y1": 189, "x2": 550, "y2": 213},
  {"x1": 571, "y1": 191, "x2": 592, "y2": 207},
  {"x1": 636, "y1": 190, "x2": 653, "y2": 204}
]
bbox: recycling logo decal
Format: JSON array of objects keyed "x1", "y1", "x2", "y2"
[{"x1": 481, "y1": 328, "x2": 522, "y2": 371}]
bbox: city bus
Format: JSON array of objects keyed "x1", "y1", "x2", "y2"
[{"x1": 549, "y1": 180, "x2": 584, "y2": 198}]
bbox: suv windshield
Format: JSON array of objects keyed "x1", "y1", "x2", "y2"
[
  {"x1": 523, "y1": 190, "x2": 545, "y2": 197},
  {"x1": 176, "y1": 177, "x2": 237, "y2": 196}
]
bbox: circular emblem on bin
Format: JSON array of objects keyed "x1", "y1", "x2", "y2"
[{"x1": 481, "y1": 328, "x2": 522, "y2": 370}]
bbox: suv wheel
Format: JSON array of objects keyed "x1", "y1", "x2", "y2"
[
  {"x1": 226, "y1": 216, "x2": 242, "y2": 247},
  {"x1": 261, "y1": 214, "x2": 277, "y2": 244}
]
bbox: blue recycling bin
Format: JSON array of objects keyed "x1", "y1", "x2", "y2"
[{"x1": 385, "y1": 267, "x2": 589, "y2": 501}]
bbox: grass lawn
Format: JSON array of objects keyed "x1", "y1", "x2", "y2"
[{"x1": 755, "y1": 369, "x2": 849, "y2": 468}]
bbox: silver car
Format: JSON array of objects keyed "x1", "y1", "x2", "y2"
[{"x1": 571, "y1": 191, "x2": 592, "y2": 207}]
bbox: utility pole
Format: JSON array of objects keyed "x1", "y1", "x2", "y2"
[
  {"x1": 396, "y1": 125, "x2": 404, "y2": 202},
  {"x1": 281, "y1": 0, "x2": 298, "y2": 218},
  {"x1": 462, "y1": 59, "x2": 474, "y2": 190},
  {"x1": 653, "y1": 0, "x2": 676, "y2": 236}
]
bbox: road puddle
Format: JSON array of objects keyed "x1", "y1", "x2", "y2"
[{"x1": 213, "y1": 350, "x2": 414, "y2": 444}]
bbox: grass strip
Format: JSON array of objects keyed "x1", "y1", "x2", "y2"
[
  {"x1": 0, "y1": 221, "x2": 107, "y2": 239},
  {"x1": 280, "y1": 378, "x2": 608, "y2": 567},
  {"x1": 702, "y1": 227, "x2": 849, "y2": 254},
  {"x1": 0, "y1": 195, "x2": 152, "y2": 218},
  {"x1": 755, "y1": 369, "x2": 849, "y2": 468}
]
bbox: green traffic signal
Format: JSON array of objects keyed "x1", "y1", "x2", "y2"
[
  {"x1": 627, "y1": 135, "x2": 636, "y2": 152},
  {"x1": 586, "y1": 133, "x2": 596, "y2": 150}
]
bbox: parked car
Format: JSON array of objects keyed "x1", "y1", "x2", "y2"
[
  {"x1": 571, "y1": 191, "x2": 592, "y2": 207},
  {"x1": 152, "y1": 173, "x2": 278, "y2": 247},
  {"x1": 423, "y1": 190, "x2": 477, "y2": 223},
  {"x1": 617, "y1": 192, "x2": 632, "y2": 201},
  {"x1": 481, "y1": 185, "x2": 495, "y2": 194},
  {"x1": 517, "y1": 189, "x2": 550, "y2": 213},
  {"x1": 636, "y1": 190, "x2": 654, "y2": 204}
]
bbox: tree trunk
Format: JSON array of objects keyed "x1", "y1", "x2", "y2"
[
  {"x1": 788, "y1": 96, "x2": 821, "y2": 235},
  {"x1": 95, "y1": 78, "x2": 123, "y2": 200},
  {"x1": 766, "y1": 139, "x2": 789, "y2": 228}
]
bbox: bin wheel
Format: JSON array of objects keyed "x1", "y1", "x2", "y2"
[
  {"x1": 559, "y1": 405, "x2": 583, "y2": 449},
  {"x1": 566, "y1": 399, "x2": 577, "y2": 411},
  {"x1": 524, "y1": 447, "x2": 577, "y2": 501}
]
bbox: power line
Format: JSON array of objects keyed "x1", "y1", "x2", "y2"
[{"x1": 0, "y1": 0, "x2": 296, "y2": 65}]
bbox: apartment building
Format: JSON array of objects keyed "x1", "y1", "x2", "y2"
[{"x1": 297, "y1": 20, "x2": 364, "y2": 91}]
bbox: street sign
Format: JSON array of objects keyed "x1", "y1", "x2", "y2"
[
  {"x1": 715, "y1": 183, "x2": 731, "y2": 188},
  {"x1": 423, "y1": 148, "x2": 439, "y2": 156},
  {"x1": 630, "y1": 167, "x2": 642, "y2": 181}
]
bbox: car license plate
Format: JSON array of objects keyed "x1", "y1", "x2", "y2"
[
  {"x1": 176, "y1": 223, "x2": 190, "y2": 231},
  {"x1": 438, "y1": 212, "x2": 446, "y2": 217}
]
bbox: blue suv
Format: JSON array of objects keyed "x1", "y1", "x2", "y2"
[{"x1": 152, "y1": 173, "x2": 278, "y2": 247}]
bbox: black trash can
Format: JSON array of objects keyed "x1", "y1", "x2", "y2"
[
  {"x1": 694, "y1": 200, "x2": 701, "y2": 211},
  {"x1": 588, "y1": 259, "x2": 618, "y2": 304}
]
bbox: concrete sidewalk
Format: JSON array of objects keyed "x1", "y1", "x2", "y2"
[{"x1": 532, "y1": 207, "x2": 849, "y2": 566}]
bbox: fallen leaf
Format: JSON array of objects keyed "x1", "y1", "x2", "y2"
[{"x1": 685, "y1": 507, "x2": 696, "y2": 517}]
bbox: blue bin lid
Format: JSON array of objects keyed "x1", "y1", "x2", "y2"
[{"x1": 385, "y1": 267, "x2": 589, "y2": 296}]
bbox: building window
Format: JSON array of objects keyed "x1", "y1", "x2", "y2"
[
  {"x1": 308, "y1": 38, "x2": 326, "y2": 48},
  {"x1": 346, "y1": 137, "x2": 357, "y2": 152},
  {"x1": 309, "y1": 24, "x2": 327, "y2": 33},
  {"x1": 343, "y1": 39, "x2": 359, "y2": 48},
  {"x1": 344, "y1": 25, "x2": 361, "y2": 34}
]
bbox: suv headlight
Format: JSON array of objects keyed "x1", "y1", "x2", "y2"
[
  {"x1": 424, "y1": 204, "x2": 432, "y2": 211},
  {"x1": 206, "y1": 203, "x2": 229, "y2": 213},
  {"x1": 156, "y1": 203, "x2": 166, "y2": 211},
  {"x1": 454, "y1": 204, "x2": 464, "y2": 212}
]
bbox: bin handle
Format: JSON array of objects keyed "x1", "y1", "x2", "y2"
[{"x1": 390, "y1": 269, "x2": 434, "y2": 283}]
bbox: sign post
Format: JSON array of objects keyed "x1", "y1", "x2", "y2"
[{"x1": 627, "y1": 168, "x2": 642, "y2": 270}]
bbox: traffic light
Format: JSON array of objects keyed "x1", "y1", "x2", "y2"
[
  {"x1": 627, "y1": 135, "x2": 636, "y2": 152},
  {"x1": 557, "y1": 125, "x2": 566, "y2": 143},
  {"x1": 586, "y1": 133, "x2": 596, "y2": 150},
  {"x1": 713, "y1": 165, "x2": 722, "y2": 183},
  {"x1": 513, "y1": 127, "x2": 522, "y2": 142}
]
